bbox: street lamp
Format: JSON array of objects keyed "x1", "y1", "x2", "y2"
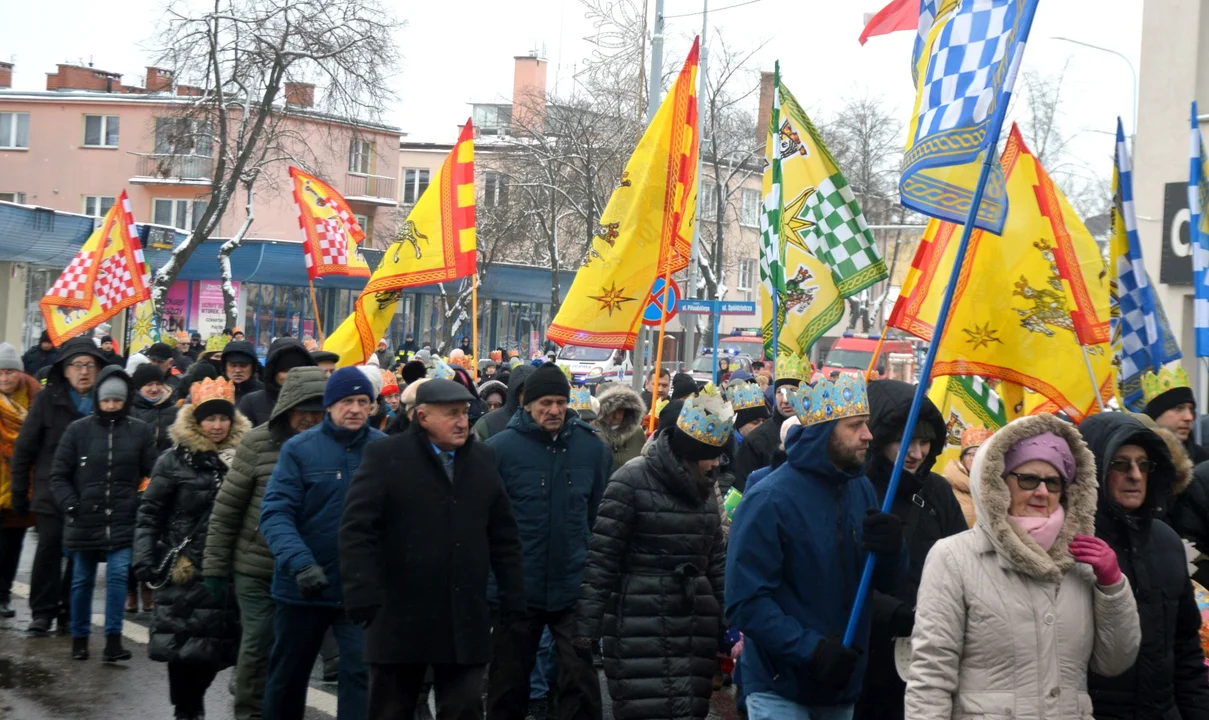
[{"x1": 1051, "y1": 36, "x2": 1138, "y2": 147}]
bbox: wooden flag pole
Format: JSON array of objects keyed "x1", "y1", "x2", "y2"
[
  {"x1": 865, "y1": 325, "x2": 891, "y2": 379},
  {"x1": 472, "y1": 276, "x2": 480, "y2": 382},
  {"x1": 307, "y1": 278, "x2": 325, "y2": 343},
  {"x1": 646, "y1": 266, "x2": 675, "y2": 435}
]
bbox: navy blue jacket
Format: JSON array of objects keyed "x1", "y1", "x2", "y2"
[
  {"x1": 486, "y1": 408, "x2": 612, "y2": 612},
  {"x1": 726, "y1": 417, "x2": 905, "y2": 707},
  {"x1": 260, "y1": 415, "x2": 385, "y2": 607}
]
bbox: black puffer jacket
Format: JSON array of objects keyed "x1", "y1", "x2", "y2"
[
  {"x1": 576, "y1": 429, "x2": 727, "y2": 720},
  {"x1": 48, "y1": 366, "x2": 158, "y2": 552},
  {"x1": 856, "y1": 379, "x2": 968, "y2": 720},
  {"x1": 130, "y1": 392, "x2": 179, "y2": 453},
  {"x1": 236, "y1": 338, "x2": 314, "y2": 427},
  {"x1": 134, "y1": 406, "x2": 250, "y2": 666},
  {"x1": 1080, "y1": 413, "x2": 1209, "y2": 720},
  {"x1": 730, "y1": 409, "x2": 789, "y2": 492},
  {"x1": 472, "y1": 364, "x2": 534, "y2": 441},
  {"x1": 1173, "y1": 462, "x2": 1209, "y2": 587}
]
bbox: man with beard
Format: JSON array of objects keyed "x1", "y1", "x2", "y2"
[
  {"x1": 726, "y1": 375, "x2": 905, "y2": 720},
  {"x1": 731, "y1": 353, "x2": 808, "y2": 492},
  {"x1": 854, "y1": 380, "x2": 967, "y2": 720}
]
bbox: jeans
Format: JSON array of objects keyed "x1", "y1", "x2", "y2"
[
  {"x1": 233, "y1": 574, "x2": 276, "y2": 720},
  {"x1": 487, "y1": 607, "x2": 601, "y2": 720},
  {"x1": 31, "y1": 512, "x2": 73, "y2": 619},
  {"x1": 263, "y1": 603, "x2": 367, "y2": 720},
  {"x1": 69, "y1": 547, "x2": 131, "y2": 638},
  {"x1": 368, "y1": 662, "x2": 485, "y2": 720},
  {"x1": 529, "y1": 626, "x2": 557, "y2": 700},
  {"x1": 745, "y1": 693, "x2": 853, "y2": 720},
  {"x1": 0, "y1": 527, "x2": 27, "y2": 603}
]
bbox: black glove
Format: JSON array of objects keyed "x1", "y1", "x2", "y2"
[
  {"x1": 294, "y1": 564, "x2": 330, "y2": 600},
  {"x1": 134, "y1": 564, "x2": 155, "y2": 584},
  {"x1": 809, "y1": 636, "x2": 861, "y2": 690},
  {"x1": 862, "y1": 509, "x2": 903, "y2": 555},
  {"x1": 347, "y1": 605, "x2": 379, "y2": 629},
  {"x1": 889, "y1": 605, "x2": 916, "y2": 638}
]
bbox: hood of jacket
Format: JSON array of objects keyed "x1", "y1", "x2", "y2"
[
  {"x1": 169, "y1": 403, "x2": 252, "y2": 454},
  {"x1": 505, "y1": 364, "x2": 536, "y2": 412},
  {"x1": 90, "y1": 364, "x2": 135, "y2": 418},
  {"x1": 477, "y1": 380, "x2": 508, "y2": 404},
  {"x1": 593, "y1": 383, "x2": 646, "y2": 447},
  {"x1": 865, "y1": 379, "x2": 946, "y2": 496},
  {"x1": 1152, "y1": 425, "x2": 1193, "y2": 497},
  {"x1": 221, "y1": 340, "x2": 261, "y2": 370},
  {"x1": 784, "y1": 415, "x2": 864, "y2": 487},
  {"x1": 262, "y1": 338, "x2": 314, "y2": 394},
  {"x1": 1078, "y1": 412, "x2": 1178, "y2": 528},
  {"x1": 47, "y1": 337, "x2": 113, "y2": 388},
  {"x1": 267, "y1": 366, "x2": 328, "y2": 438},
  {"x1": 643, "y1": 428, "x2": 714, "y2": 503},
  {"x1": 969, "y1": 413, "x2": 1098, "y2": 583}
]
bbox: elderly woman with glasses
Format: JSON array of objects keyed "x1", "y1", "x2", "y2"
[{"x1": 905, "y1": 414, "x2": 1141, "y2": 720}]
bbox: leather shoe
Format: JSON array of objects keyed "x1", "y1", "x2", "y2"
[{"x1": 27, "y1": 615, "x2": 51, "y2": 635}]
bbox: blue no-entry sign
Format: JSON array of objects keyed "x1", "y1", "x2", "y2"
[{"x1": 641, "y1": 278, "x2": 680, "y2": 326}]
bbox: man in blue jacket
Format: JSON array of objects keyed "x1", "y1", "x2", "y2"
[
  {"x1": 260, "y1": 367, "x2": 385, "y2": 720},
  {"x1": 726, "y1": 374, "x2": 905, "y2": 720},
  {"x1": 485, "y1": 362, "x2": 611, "y2": 720}
]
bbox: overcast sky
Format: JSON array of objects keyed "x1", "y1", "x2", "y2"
[{"x1": 1, "y1": 0, "x2": 1142, "y2": 186}]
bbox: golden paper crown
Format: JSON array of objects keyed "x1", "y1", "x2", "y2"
[
  {"x1": 190, "y1": 377, "x2": 235, "y2": 409},
  {"x1": 569, "y1": 387, "x2": 593, "y2": 412},
  {"x1": 775, "y1": 352, "x2": 809, "y2": 383},
  {"x1": 204, "y1": 334, "x2": 229, "y2": 353},
  {"x1": 960, "y1": 426, "x2": 995, "y2": 450},
  {"x1": 427, "y1": 357, "x2": 457, "y2": 380},
  {"x1": 1142, "y1": 365, "x2": 1191, "y2": 405},
  {"x1": 676, "y1": 383, "x2": 735, "y2": 447},
  {"x1": 789, "y1": 375, "x2": 869, "y2": 427},
  {"x1": 380, "y1": 369, "x2": 399, "y2": 393},
  {"x1": 728, "y1": 381, "x2": 765, "y2": 411}
]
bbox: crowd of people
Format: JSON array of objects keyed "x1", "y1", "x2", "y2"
[{"x1": 0, "y1": 330, "x2": 1208, "y2": 720}]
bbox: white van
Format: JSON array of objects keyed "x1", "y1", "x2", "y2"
[{"x1": 556, "y1": 345, "x2": 632, "y2": 386}]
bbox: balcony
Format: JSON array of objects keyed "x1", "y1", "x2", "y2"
[
  {"x1": 129, "y1": 153, "x2": 214, "y2": 186},
  {"x1": 344, "y1": 173, "x2": 397, "y2": 206}
]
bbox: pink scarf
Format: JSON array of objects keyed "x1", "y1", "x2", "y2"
[{"x1": 1009, "y1": 505, "x2": 1065, "y2": 552}]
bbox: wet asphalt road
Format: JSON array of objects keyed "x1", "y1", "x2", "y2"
[{"x1": 0, "y1": 529, "x2": 740, "y2": 719}]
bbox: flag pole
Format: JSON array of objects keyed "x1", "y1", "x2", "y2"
[
  {"x1": 472, "y1": 276, "x2": 480, "y2": 382},
  {"x1": 647, "y1": 267, "x2": 675, "y2": 434},
  {"x1": 307, "y1": 278, "x2": 325, "y2": 343},
  {"x1": 865, "y1": 325, "x2": 890, "y2": 379},
  {"x1": 1079, "y1": 345, "x2": 1107, "y2": 412},
  {"x1": 842, "y1": 0, "x2": 1039, "y2": 649}
]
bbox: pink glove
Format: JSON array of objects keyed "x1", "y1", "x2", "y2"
[
  {"x1": 1070, "y1": 534, "x2": 1122, "y2": 586},
  {"x1": 730, "y1": 633, "x2": 744, "y2": 659}
]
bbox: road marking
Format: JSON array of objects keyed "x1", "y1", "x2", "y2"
[{"x1": 10, "y1": 579, "x2": 340, "y2": 715}]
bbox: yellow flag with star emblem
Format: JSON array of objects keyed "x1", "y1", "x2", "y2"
[
  {"x1": 758, "y1": 78, "x2": 887, "y2": 355},
  {"x1": 546, "y1": 39, "x2": 700, "y2": 350}
]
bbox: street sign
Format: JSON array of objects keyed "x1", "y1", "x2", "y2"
[
  {"x1": 719, "y1": 300, "x2": 757, "y2": 315},
  {"x1": 677, "y1": 299, "x2": 714, "y2": 314},
  {"x1": 678, "y1": 299, "x2": 759, "y2": 384},
  {"x1": 641, "y1": 277, "x2": 680, "y2": 326}
]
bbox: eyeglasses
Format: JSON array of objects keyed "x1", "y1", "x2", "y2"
[
  {"x1": 67, "y1": 361, "x2": 98, "y2": 371},
  {"x1": 1108, "y1": 458, "x2": 1158, "y2": 474},
  {"x1": 1007, "y1": 472, "x2": 1063, "y2": 494}
]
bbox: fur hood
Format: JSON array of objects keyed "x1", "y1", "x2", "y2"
[
  {"x1": 593, "y1": 383, "x2": 646, "y2": 447},
  {"x1": 969, "y1": 413, "x2": 1098, "y2": 583},
  {"x1": 1153, "y1": 426, "x2": 1193, "y2": 496},
  {"x1": 169, "y1": 405, "x2": 252, "y2": 454}
]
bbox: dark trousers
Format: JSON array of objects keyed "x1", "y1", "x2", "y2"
[
  {"x1": 263, "y1": 603, "x2": 367, "y2": 720},
  {"x1": 233, "y1": 574, "x2": 276, "y2": 720},
  {"x1": 30, "y1": 512, "x2": 72, "y2": 619},
  {"x1": 0, "y1": 527, "x2": 26, "y2": 603},
  {"x1": 168, "y1": 660, "x2": 219, "y2": 716},
  {"x1": 369, "y1": 662, "x2": 484, "y2": 720},
  {"x1": 487, "y1": 608, "x2": 601, "y2": 720}
]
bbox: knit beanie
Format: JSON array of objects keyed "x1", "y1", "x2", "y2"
[
  {"x1": 1003, "y1": 431, "x2": 1077, "y2": 484},
  {"x1": 671, "y1": 372, "x2": 698, "y2": 401},
  {"x1": 276, "y1": 347, "x2": 314, "y2": 375},
  {"x1": 401, "y1": 360, "x2": 428, "y2": 385},
  {"x1": 97, "y1": 376, "x2": 128, "y2": 402},
  {"x1": 524, "y1": 362, "x2": 570, "y2": 403},
  {"x1": 131, "y1": 363, "x2": 165, "y2": 390},
  {"x1": 0, "y1": 342, "x2": 22, "y2": 372},
  {"x1": 356, "y1": 365, "x2": 383, "y2": 398},
  {"x1": 1145, "y1": 386, "x2": 1197, "y2": 421},
  {"x1": 735, "y1": 404, "x2": 770, "y2": 429},
  {"x1": 324, "y1": 366, "x2": 375, "y2": 407}
]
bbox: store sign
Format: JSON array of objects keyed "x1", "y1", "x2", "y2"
[
  {"x1": 1160, "y1": 181, "x2": 1193, "y2": 285},
  {"x1": 159, "y1": 280, "x2": 241, "y2": 336}
]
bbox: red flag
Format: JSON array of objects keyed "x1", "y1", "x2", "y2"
[{"x1": 859, "y1": 0, "x2": 918, "y2": 45}]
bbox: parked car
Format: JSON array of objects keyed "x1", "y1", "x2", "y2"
[{"x1": 821, "y1": 333, "x2": 918, "y2": 379}]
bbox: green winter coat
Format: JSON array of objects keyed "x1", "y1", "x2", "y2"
[
  {"x1": 203, "y1": 366, "x2": 327, "y2": 580},
  {"x1": 593, "y1": 383, "x2": 647, "y2": 470}
]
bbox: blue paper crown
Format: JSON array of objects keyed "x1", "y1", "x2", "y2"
[
  {"x1": 676, "y1": 384, "x2": 735, "y2": 447},
  {"x1": 569, "y1": 387, "x2": 593, "y2": 411},
  {"x1": 427, "y1": 358, "x2": 457, "y2": 381},
  {"x1": 789, "y1": 374, "x2": 870, "y2": 427},
  {"x1": 728, "y1": 381, "x2": 765, "y2": 411}
]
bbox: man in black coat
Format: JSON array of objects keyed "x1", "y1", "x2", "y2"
[
  {"x1": 1080, "y1": 413, "x2": 1209, "y2": 720},
  {"x1": 10, "y1": 337, "x2": 110, "y2": 634},
  {"x1": 731, "y1": 371, "x2": 803, "y2": 492},
  {"x1": 238, "y1": 338, "x2": 316, "y2": 427},
  {"x1": 471, "y1": 364, "x2": 534, "y2": 441},
  {"x1": 21, "y1": 331, "x2": 59, "y2": 376},
  {"x1": 1145, "y1": 377, "x2": 1209, "y2": 463},
  {"x1": 855, "y1": 379, "x2": 968, "y2": 720},
  {"x1": 340, "y1": 378, "x2": 525, "y2": 720},
  {"x1": 221, "y1": 341, "x2": 264, "y2": 404}
]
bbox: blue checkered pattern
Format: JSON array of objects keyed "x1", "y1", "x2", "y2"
[
  {"x1": 913, "y1": 0, "x2": 1017, "y2": 141},
  {"x1": 1191, "y1": 101, "x2": 1209, "y2": 357}
]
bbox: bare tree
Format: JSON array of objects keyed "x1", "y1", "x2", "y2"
[{"x1": 147, "y1": 0, "x2": 402, "y2": 319}]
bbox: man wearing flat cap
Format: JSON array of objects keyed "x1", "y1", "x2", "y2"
[{"x1": 341, "y1": 378, "x2": 525, "y2": 719}]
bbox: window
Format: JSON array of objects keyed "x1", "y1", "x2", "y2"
[
  {"x1": 740, "y1": 187, "x2": 761, "y2": 227},
  {"x1": 83, "y1": 115, "x2": 119, "y2": 147},
  {"x1": 83, "y1": 196, "x2": 115, "y2": 217},
  {"x1": 152, "y1": 198, "x2": 209, "y2": 231},
  {"x1": 154, "y1": 117, "x2": 212, "y2": 156},
  {"x1": 349, "y1": 138, "x2": 373, "y2": 174},
  {"x1": 737, "y1": 259, "x2": 757, "y2": 302},
  {"x1": 483, "y1": 172, "x2": 508, "y2": 207},
  {"x1": 353, "y1": 213, "x2": 373, "y2": 244},
  {"x1": 473, "y1": 104, "x2": 511, "y2": 135},
  {"x1": 0, "y1": 112, "x2": 30, "y2": 149},
  {"x1": 700, "y1": 182, "x2": 718, "y2": 221},
  {"x1": 402, "y1": 168, "x2": 430, "y2": 204},
  {"x1": 0, "y1": 192, "x2": 25, "y2": 204}
]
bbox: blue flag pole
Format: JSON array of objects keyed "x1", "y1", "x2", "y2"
[{"x1": 842, "y1": 0, "x2": 1041, "y2": 649}]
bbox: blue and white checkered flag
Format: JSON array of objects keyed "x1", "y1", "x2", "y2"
[
  {"x1": 1113, "y1": 118, "x2": 1182, "y2": 408},
  {"x1": 1190, "y1": 101, "x2": 1209, "y2": 357}
]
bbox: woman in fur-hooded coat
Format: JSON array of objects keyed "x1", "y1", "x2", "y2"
[
  {"x1": 593, "y1": 383, "x2": 647, "y2": 469},
  {"x1": 135, "y1": 404, "x2": 250, "y2": 667}
]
